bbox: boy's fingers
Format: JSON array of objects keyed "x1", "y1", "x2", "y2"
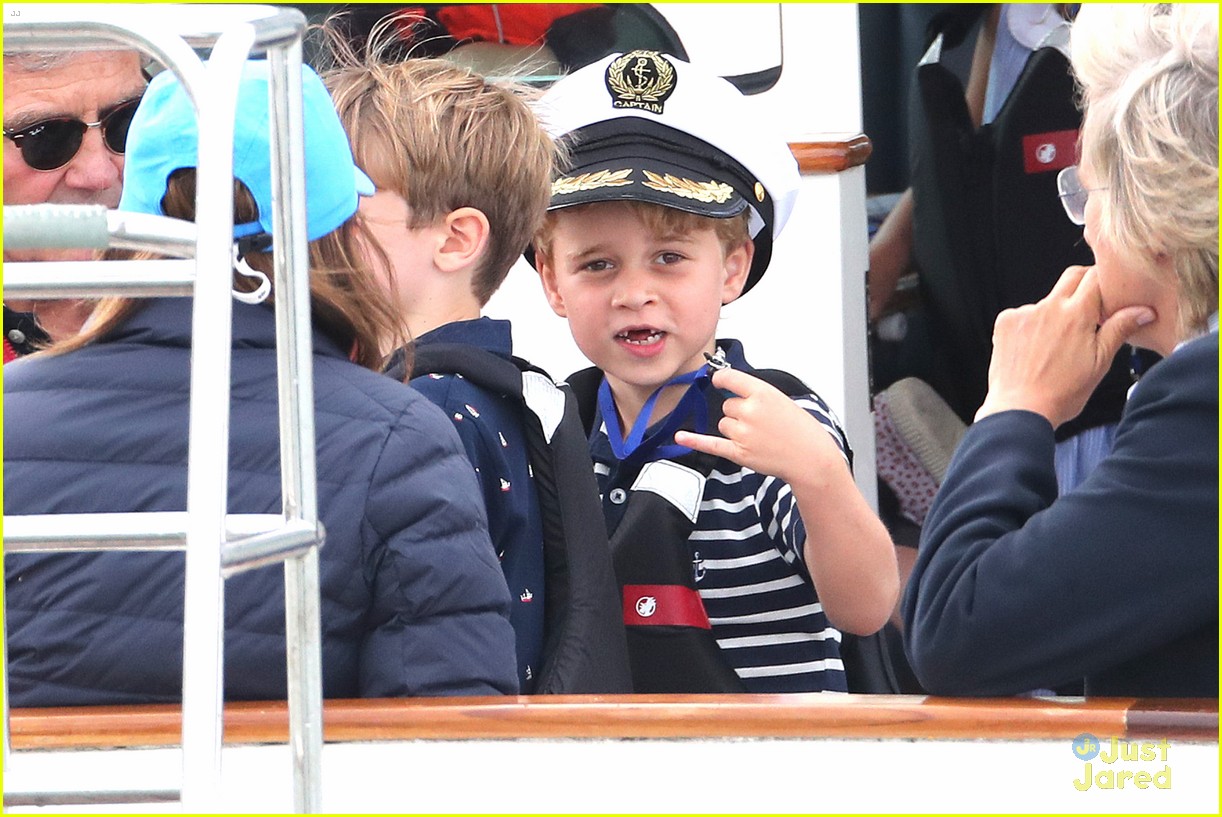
[
  {"x1": 709, "y1": 366, "x2": 761, "y2": 396},
  {"x1": 674, "y1": 429, "x2": 737, "y2": 460}
]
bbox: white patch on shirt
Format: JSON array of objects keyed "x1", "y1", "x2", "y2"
[
  {"x1": 631, "y1": 460, "x2": 706, "y2": 523},
  {"x1": 522, "y1": 371, "x2": 566, "y2": 443}
]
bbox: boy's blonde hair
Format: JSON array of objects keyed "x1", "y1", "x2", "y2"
[
  {"x1": 533, "y1": 201, "x2": 751, "y2": 264},
  {"x1": 323, "y1": 25, "x2": 561, "y2": 305}
]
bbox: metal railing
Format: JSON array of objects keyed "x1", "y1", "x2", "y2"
[{"x1": 3, "y1": 4, "x2": 325, "y2": 811}]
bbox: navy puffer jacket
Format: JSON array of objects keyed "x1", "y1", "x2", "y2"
[{"x1": 4, "y1": 298, "x2": 518, "y2": 705}]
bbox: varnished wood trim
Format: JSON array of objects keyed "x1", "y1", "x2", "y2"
[
  {"x1": 790, "y1": 133, "x2": 872, "y2": 174},
  {"x1": 1125, "y1": 698, "x2": 1222, "y2": 740},
  {"x1": 9, "y1": 695, "x2": 1217, "y2": 750}
]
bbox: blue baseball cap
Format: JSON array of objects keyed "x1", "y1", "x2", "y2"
[{"x1": 118, "y1": 60, "x2": 373, "y2": 242}]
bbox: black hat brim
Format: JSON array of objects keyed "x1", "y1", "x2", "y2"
[{"x1": 536, "y1": 119, "x2": 775, "y2": 295}]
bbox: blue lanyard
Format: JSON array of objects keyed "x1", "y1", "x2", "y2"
[{"x1": 598, "y1": 366, "x2": 712, "y2": 464}]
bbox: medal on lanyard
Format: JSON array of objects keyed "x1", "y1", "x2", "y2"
[{"x1": 598, "y1": 361, "x2": 725, "y2": 463}]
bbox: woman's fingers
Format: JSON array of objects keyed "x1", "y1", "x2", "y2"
[{"x1": 1049, "y1": 264, "x2": 1092, "y2": 299}]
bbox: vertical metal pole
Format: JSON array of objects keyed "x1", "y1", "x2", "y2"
[
  {"x1": 267, "y1": 39, "x2": 324, "y2": 814},
  {"x1": 3, "y1": 609, "x2": 11, "y2": 767},
  {"x1": 180, "y1": 27, "x2": 254, "y2": 811},
  {"x1": 283, "y1": 549, "x2": 324, "y2": 813}
]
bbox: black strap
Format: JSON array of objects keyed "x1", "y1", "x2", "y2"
[
  {"x1": 397, "y1": 342, "x2": 532, "y2": 395},
  {"x1": 564, "y1": 365, "x2": 604, "y2": 436},
  {"x1": 402, "y1": 343, "x2": 632, "y2": 694}
]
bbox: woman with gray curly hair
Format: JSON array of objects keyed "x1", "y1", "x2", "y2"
[{"x1": 903, "y1": 4, "x2": 1217, "y2": 697}]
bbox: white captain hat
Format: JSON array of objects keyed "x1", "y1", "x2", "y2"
[{"x1": 535, "y1": 50, "x2": 800, "y2": 295}]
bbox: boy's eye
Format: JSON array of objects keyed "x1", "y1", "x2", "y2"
[
  {"x1": 655, "y1": 251, "x2": 686, "y2": 265},
  {"x1": 580, "y1": 259, "x2": 613, "y2": 273}
]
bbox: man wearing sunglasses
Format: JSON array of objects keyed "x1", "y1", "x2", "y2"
[{"x1": 3, "y1": 50, "x2": 147, "y2": 360}]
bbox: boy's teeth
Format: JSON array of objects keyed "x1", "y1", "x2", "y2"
[{"x1": 621, "y1": 329, "x2": 662, "y2": 345}]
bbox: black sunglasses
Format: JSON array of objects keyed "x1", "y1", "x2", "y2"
[{"x1": 3, "y1": 96, "x2": 142, "y2": 172}]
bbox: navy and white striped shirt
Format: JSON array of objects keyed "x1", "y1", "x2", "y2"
[{"x1": 590, "y1": 340, "x2": 851, "y2": 693}]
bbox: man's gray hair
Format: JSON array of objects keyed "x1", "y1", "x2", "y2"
[{"x1": 2, "y1": 50, "x2": 77, "y2": 72}]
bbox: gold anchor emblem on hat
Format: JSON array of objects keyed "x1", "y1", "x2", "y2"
[{"x1": 605, "y1": 51, "x2": 677, "y2": 114}]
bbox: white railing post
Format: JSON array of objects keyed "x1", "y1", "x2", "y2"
[
  {"x1": 2, "y1": 6, "x2": 324, "y2": 812},
  {"x1": 267, "y1": 38, "x2": 325, "y2": 813}
]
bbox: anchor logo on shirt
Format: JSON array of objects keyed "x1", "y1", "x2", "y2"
[{"x1": 692, "y1": 551, "x2": 706, "y2": 583}]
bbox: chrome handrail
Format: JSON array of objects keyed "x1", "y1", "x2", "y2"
[{"x1": 3, "y1": 5, "x2": 323, "y2": 812}]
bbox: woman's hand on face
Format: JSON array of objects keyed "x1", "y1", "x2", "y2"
[{"x1": 975, "y1": 265, "x2": 1155, "y2": 428}]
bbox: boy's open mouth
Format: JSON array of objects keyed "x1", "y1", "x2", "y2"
[{"x1": 616, "y1": 328, "x2": 665, "y2": 346}]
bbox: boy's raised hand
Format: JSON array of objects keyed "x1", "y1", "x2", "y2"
[
  {"x1": 676, "y1": 366, "x2": 898, "y2": 635},
  {"x1": 674, "y1": 368, "x2": 846, "y2": 485}
]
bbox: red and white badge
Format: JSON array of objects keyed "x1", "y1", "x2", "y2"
[{"x1": 1022, "y1": 129, "x2": 1078, "y2": 175}]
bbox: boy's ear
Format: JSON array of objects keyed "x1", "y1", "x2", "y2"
[
  {"x1": 536, "y1": 252, "x2": 569, "y2": 318},
  {"x1": 435, "y1": 207, "x2": 491, "y2": 274},
  {"x1": 721, "y1": 239, "x2": 754, "y2": 304}
]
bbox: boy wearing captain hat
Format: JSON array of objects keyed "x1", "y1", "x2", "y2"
[{"x1": 532, "y1": 51, "x2": 897, "y2": 694}]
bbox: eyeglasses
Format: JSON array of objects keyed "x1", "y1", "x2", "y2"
[
  {"x1": 1056, "y1": 164, "x2": 1106, "y2": 226},
  {"x1": 3, "y1": 96, "x2": 141, "y2": 172}
]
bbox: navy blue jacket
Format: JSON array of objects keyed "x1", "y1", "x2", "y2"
[
  {"x1": 408, "y1": 318, "x2": 546, "y2": 692},
  {"x1": 904, "y1": 331, "x2": 1219, "y2": 697},
  {"x1": 4, "y1": 298, "x2": 518, "y2": 706}
]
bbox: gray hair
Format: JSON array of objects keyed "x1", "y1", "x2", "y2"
[
  {"x1": 2, "y1": 51, "x2": 77, "y2": 73},
  {"x1": 1071, "y1": 4, "x2": 1218, "y2": 335}
]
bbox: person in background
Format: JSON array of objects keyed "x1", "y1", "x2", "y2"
[
  {"x1": 323, "y1": 31, "x2": 630, "y2": 694},
  {"x1": 869, "y1": 7, "x2": 1129, "y2": 666},
  {"x1": 4, "y1": 60, "x2": 518, "y2": 705},
  {"x1": 871, "y1": 4, "x2": 1135, "y2": 497},
  {"x1": 533, "y1": 51, "x2": 898, "y2": 693},
  {"x1": 2, "y1": 50, "x2": 147, "y2": 359},
  {"x1": 904, "y1": 3, "x2": 1218, "y2": 698}
]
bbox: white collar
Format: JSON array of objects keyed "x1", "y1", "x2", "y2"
[
  {"x1": 1007, "y1": 4, "x2": 1070, "y2": 51},
  {"x1": 1171, "y1": 312, "x2": 1218, "y2": 355}
]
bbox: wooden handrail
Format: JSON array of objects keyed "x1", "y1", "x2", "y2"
[
  {"x1": 790, "y1": 133, "x2": 872, "y2": 174},
  {"x1": 10, "y1": 694, "x2": 1216, "y2": 750}
]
